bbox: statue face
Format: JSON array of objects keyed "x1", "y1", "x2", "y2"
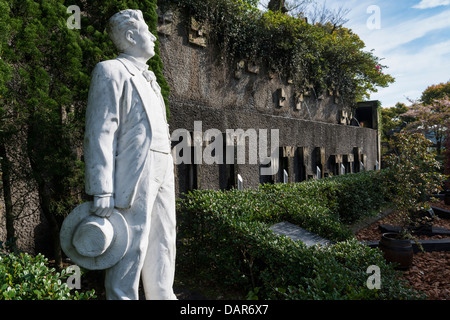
[{"x1": 127, "y1": 19, "x2": 157, "y2": 60}]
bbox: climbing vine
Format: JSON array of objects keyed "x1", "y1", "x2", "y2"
[{"x1": 158, "y1": 0, "x2": 394, "y2": 107}]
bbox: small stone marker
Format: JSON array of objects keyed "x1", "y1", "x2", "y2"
[
  {"x1": 269, "y1": 221, "x2": 331, "y2": 247},
  {"x1": 237, "y1": 174, "x2": 243, "y2": 190},
  {"x1": 283, "y1": 169, "x2": 288, "y2": 183}
]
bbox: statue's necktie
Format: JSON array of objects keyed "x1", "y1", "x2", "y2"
[
  {"x1": 142, "y1": 69, "x2": 166, "y2": 119},
  {"x1": 142, "y1": 70, "x2": 160, "y2": 92}
]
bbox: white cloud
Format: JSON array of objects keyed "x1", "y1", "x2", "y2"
[
  {"x1": 315, "y1": 1, "x2": 450, "y2": 107},
  {"x1": 413, "y1": 0, "x2": 450, "y2": 9},
  {"x1": 355, "y1": 9, "x2": 450, "y2": 54},
  {"x1": 371, "y1": 39, "x2": 450, "y2": 106},
  {"x1": 347, "y1": 4, "x2": 450, "y2": 106}
]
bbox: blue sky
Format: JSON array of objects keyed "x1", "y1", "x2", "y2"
[
  {"x1": 328, "y1": 0, "x2": 450, "y2": 108},
  {"x1": 260, "y1": 0, "x2": 450, "y2": 108}
]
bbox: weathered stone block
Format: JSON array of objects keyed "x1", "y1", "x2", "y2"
[
  {"x1": 157, "y1": 9, "x2": 174, "y2": 36},
  {"x1": 277, "y1": 88, "x2": 286, "y2": 108},
  {"x1": 189, "y1": 17, "x2": 208, "y2": 48},
  {"x1": 283, "y1": 146, "x2": 295, "y2": 158},
  {"x1": 247, "y1": 61, "x2": 259, "y2": 74}
]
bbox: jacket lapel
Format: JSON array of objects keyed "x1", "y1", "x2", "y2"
[
  {"x1": 115, "y1": 57, "x2": 166, "y2": 124},
  {"x1": 131, "y1": 75, "x2": 154, "y2": 123}
]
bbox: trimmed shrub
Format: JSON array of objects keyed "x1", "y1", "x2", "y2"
[
  {"x1": 308, "y1": 170, "x2": 391, "y2": 224},
  {"x1": 176, "y1": 171, "x2": 421, "y2": 300},
  {"x1": 0, "y1": 251, "x2": 96, "y2": 300}
]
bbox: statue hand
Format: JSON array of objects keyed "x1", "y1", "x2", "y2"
[{"x1": 91, "y1": 195, "x2": 115, "y2": 218}]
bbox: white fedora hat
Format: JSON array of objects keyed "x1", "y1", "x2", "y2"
[{"x1": 60, "y1": 202, "x2": 129, "y2": 270}]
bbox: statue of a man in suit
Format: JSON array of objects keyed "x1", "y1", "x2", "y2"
[{"x1": 84, "y1": 9, "x2": 176, "y2": 300}]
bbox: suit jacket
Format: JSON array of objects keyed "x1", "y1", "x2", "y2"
[{"x1": 84, "y1": 56, "x2": 170, "y2": 209}]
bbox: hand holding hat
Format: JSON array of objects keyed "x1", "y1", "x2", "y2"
[
  {"x1": 91, "y1": 195, "x2": 115, "y2": 218},
  {"x1": 60, "y1": 202, "x2": 129, "y2": 270}
]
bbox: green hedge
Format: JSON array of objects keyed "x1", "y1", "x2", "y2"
[
  {"x1": 297, "y1": 170, "x2": 391, "y2": 224},
  {"x1": 0, "y1": 251, "x2": 96, "y2": 300},
  {"x1": 176, "y1": 170, "x2": 421, "y2": 299}
]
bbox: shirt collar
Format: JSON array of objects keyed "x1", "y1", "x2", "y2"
[{"x1": 118, "y1": 53, "x2": 149, "y2": 72}]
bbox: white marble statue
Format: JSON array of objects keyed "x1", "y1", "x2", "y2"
[{"x1": 61, "y1": 9, "x2": 176, "y2": 300}]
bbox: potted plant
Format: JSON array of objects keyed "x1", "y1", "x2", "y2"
[{"x1": 381, "y1": 131, "x2": 446, "y2": 269}]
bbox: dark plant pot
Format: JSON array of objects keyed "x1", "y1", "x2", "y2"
[{"x1": 379, "y1": 232, "x2": 413, "y2": 270}]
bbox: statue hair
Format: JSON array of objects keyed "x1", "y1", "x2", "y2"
[{"x1": 108, "y1": 9, "x2": 144, "y2": 52}]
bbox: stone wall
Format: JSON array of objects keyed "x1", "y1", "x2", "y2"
[
  {"x1": 0, "y1": 9, "x2": 381, "y2": 254},
  {"x1": 158, "y1": 12, "x2": 349, "y2": 125},
  {"x1": 158, "y1": 11, "x2": 381, "y2": 195},
  {"x1": 0, "y1": 143, "x2": 50, "y2": 255}
]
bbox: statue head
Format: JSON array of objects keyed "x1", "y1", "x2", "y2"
[{"x1": 108, "y1": 9, "x2": 157, "y2": 60}]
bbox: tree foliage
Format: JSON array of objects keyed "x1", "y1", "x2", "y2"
[
  {"x1": 0, "y1": 0, "x2": 168, "y2": 267},
  {"x1": 1, "y1": 0, "x2": 87, "y2": 265},
  {"x1": 401, "y1": 97, "x2": 450, "y2": 155},
  {"x1": 396, "y1": 81, "x2": 450, "y2": 155},
  {"x1": 384, "y1": 132, "x2": 446, "y2": 237},
  {"x1": 381, "y1": 82, "x2": 450, "y2": 156},
  {"x1": 380, "y1": 103, "x2": 409, "y2": 141},
  {"x1": 445, "y1": 134, "x2": 450, "y2": 189},
  {"x1": 420, "y1": 80, "x2": 450, "y2": 105},
  {"x1": 161, "y1": 0, "x2": 394, "y2": 107}
]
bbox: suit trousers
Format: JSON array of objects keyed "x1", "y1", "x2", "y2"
[{"x1": 104, "y1": 150, "x2": 176, "y2": 300}]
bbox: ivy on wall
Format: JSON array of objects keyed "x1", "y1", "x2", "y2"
[{"x1": 158, "y1": 0, "x2": 394, "y2": 108}]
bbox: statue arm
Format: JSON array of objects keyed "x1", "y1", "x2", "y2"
[{"x1": 84, "y1": 62, "x2": 121, "y2": 217}]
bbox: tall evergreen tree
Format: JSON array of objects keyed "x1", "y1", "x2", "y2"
[
  {"x1": 0, "y1": 0, "x2": 14, "y2": 246},
  {"x1": 1, "y1": 0, "x2": 88, "y2": 266},
  {"x1": 0, "y1": 0, "x2": 168, "y2": 267}
]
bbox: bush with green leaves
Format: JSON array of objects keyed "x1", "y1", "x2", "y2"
[
  {"x1": 0, "y1": 251, "x2": 96, "y2": 300},
  {"x1": 176, "y1": 171, "x2": 421, "y2": 299},
  {"x1": 384, "y1": 131, "x2": 447, "y2": 234},
  {"x1": 275, "y1": 171, "x2": 390, "y2": 225},
  {"x1": 272, "y1": 240, "x2": 424, "y2": 300}
]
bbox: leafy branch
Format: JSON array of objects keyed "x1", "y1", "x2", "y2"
[{"x1": 160, "y1": 0, "x2": 394, "y2": 106}]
